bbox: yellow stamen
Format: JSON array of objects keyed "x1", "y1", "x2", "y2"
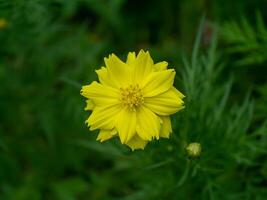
[{"x1": 120, "y1": 84, "x2": 144, "y2": 111}]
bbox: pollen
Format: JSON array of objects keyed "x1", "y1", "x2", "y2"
[{"x1": 120, "y1": 84, "x2": 144, "y2": 111}]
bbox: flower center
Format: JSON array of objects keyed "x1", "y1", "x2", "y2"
[{"x1": 120, "y1": 84, "x2": 144, "y2": 111}]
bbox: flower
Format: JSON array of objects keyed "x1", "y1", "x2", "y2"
[
  {"x1": 81, "y1": 50, "x2": 185, "y2": 150},
  {"x1": 186, "y1": 143, "x2": 202, "y2": 158}
]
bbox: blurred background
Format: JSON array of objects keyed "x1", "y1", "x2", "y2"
[{"x1": 0, "y1": 0, "x2": 267, "y2": 199}]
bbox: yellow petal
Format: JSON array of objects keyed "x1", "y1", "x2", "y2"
[
  {"x1": 85, "y1": 99, "x2": 95, "y2": 111},
  {"x1": 95, "y1": 67, "x2": 117, "y2": 87},
  {"x1": 125, "y1": 135, "x2": 148, "y2": 150},
  {"x1": 116, "y1": 108, "x2": 137, "y2": 144},
  {"x1": 133, "y1": 50, "x2": 154, "y2": 84},
  {"x1": 142, "y1": 69, "x2": 175, "y2": 97},
  {"x1": 104, "y1": 54, "x2": 129, "y2": 88},
  {"x1": 159, "y1": 116, "x2": 172, "y2": 138},
  {"x1": 86, "y1": 105, "x2": 120, "y2": 130},
  {"x1": 154, "y1": 61, "x2": 168, "y2": 71},
  {"x1": 144, "y1": 87, "x2": 185, "y2": 115},
  {"x1": 126, "y1": 52, "x2": 136, "y2": 66},
  {"x1": 97, "y1": 129, "x2": 117, "y2": 142},
  {"x1": 175, "y1": 88, "x2": 186, "y2": 98},
  {"x1": 136, "y1": 106, "x2": 161, "y2": 140},
  {"x1": 81, "y1": 81, "x2": 119, "y2": 106}
]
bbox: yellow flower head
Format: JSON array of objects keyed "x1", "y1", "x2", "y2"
[{"x1": 81, "y1": 50, "x2": 185, "y2": 150}]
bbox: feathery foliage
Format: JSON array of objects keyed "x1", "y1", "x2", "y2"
[
  {"x1": 222, "y1": 12, "x2": 267, "y2": 66},
  {"x1": 0, "y1": 0, "x2": 267, "y2": 200}
]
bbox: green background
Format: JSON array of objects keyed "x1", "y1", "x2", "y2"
[{"x1": 0, "y1": 0, "x2": 267, "y2": 199}]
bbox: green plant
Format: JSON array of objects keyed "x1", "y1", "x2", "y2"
[
  {"x1": 0, "y1": 1, "x2": 267, "y2": 199},
  {"x1": 222, "y1": 12, "x2": 267, "y2": 66}
]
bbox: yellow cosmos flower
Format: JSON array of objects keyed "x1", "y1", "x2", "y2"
[{"x1": 81, "y1": 50, "x2": 185, "y2": 150}]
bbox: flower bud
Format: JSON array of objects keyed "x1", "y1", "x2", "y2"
[
  {"x1": 186, "y1": 142, "x2": 201, "y2": 158},
  {"x1": 0, "y1": 18, "x2": 7, "y2": 29}
]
